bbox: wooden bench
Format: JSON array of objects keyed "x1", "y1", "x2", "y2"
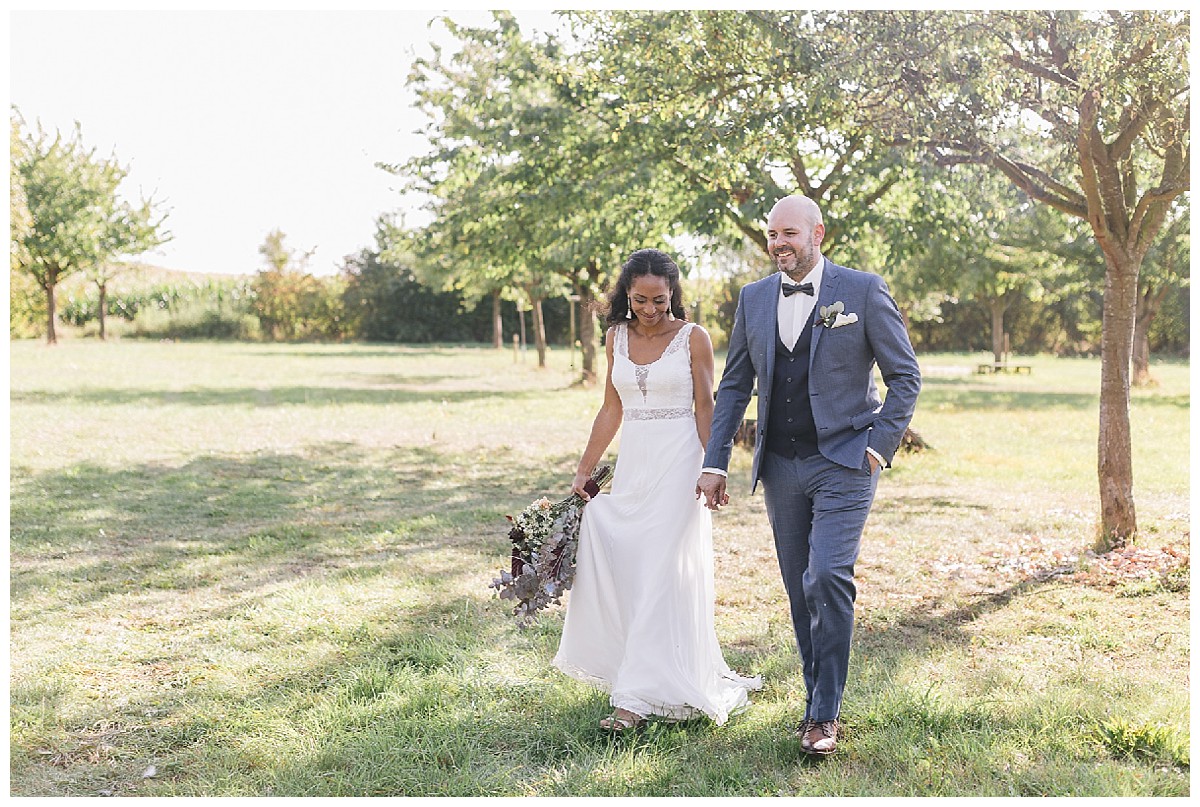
[
  {"x1": 976, "y1": 363, "x2": 1032, "y2": 375},
  {"x1": 714, "y1": 389, "x2": 759, "y2": 447}
]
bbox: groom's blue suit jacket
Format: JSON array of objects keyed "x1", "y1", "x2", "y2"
[{"x1": 704, "y1": 258, "x2": 921, "y2": 491}]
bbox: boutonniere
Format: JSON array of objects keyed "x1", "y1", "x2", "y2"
[{"x1": 817, "y1": 301, "x2": 859, "y2": 329}]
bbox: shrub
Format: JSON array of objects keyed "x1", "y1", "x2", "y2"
[{"x1": 131, "y1": 298, "x2": 261, "y2": 340}]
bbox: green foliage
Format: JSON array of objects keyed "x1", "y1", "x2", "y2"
[
  {"x1": 10, "y1": 116, "x2": 32, "y2": 271},
  {"x1": 569, "y1": 10, "x2": 955, "y2": 269},
  {"x1": 1095, "y1": 718, "x2": 1189, "y2": 768},
  {"x1": 341, "y1": 246, "x2": 492, "y2": 342},
  {"x1": 10, "y1": 110, "x2": 170, "y2": 342},
  {"x1": 249, "y1": 230, "x2": 347, "y2": 341},
  {"x1": 341, "y1": 245, "x2": 573, "y2": 344},
  {"x1": 131, "y1": 298, "x2": 261, "y2": 341},
  {"x1": 251, "y1": 269, "x2": 347, "y2": 341},
  {"x1": 9, "y1": 265, "x2": 44, "y2": 338},
  {"x1": 1146, "y1": 286, "x2": 1189, "y2": 356},
  {"x1": 398, "y1": 12, "x2": 690, "y2": 373}
]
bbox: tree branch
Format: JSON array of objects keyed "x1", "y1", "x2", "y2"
[
  {"x1": 1129, "y1": 98, "x2": 1189, "y2": 249},
  {"x1": 1007, "y1": 159, "x2": 1088, "y2": 210},
  {"x1": 790, "y1": 154, "x2": 813, "y2": 194},
  {"x1": 1076, "y1": 89, "x2": 1115, "y2": 245},
  {"x1": 813, "y1": 140, "x2": 856, "y2": 199},
  {"x1": 1001, "y1": 52, "x2": 1079, "y2": 90},
  {"x1": 859, "y1": 173, "x2": 901, "y2": 211},
  {"x1": 1109, "y1": 95, "x2": 1159, "y2": 163},
  {"x1": 990, "y1": 153, "x2": 1090, "y2": 220},
  {"x1": 732, "y1": 208, "x2": 767, "y2": 253}
]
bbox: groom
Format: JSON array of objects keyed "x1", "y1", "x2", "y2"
[{"x1": 697, "y1": 195, "x2": 920, "y2": 756}]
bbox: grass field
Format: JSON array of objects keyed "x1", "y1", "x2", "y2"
[{"x1": 8, "y1": 340, "x2": 1190, "y2": 796}]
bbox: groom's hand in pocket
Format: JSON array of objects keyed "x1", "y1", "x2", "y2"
[{"x1": 696, "y1": 472, "x2": 729, "y2": 511}]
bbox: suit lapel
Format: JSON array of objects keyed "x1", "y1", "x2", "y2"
[
  {"x1": 809, "y1": 259, "x2": 841, "y2": 364},
  {"x1": 761, "y1": 276, "x2": 781, "y2": 380}
]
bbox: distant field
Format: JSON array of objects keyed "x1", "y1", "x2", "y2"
[{"x1": 9, "y1": 341, "x2": 1189, "y2": 796}]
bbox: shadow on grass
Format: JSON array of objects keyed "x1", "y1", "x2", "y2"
[
  {"x1": 10, "y1": 385, "x2": 550, "y2": 408},
  {"x1": 10, "y1": 442, "x2": 1187, "y2": 796},
  {"x1": 918, "y1": 385, "x2": 1096, "y2": 412},
  {"x1": 241, "y1": 345, "x2": 506, "y2": 359},
  {"x1": 916, "y1": 376, "x2": 1188, "y2": 411},
  {"x1": 10, "y1": 442, "x2": 575, "y2": 616}
]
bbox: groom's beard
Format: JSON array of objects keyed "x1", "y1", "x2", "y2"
[{"x1": 773, "y1": 245, "x2": 815, "y2": 280}]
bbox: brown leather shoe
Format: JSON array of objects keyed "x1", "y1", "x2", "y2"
[
  {"x1": 800, "y1": 719, "x2": 839, "y2": 756},
  {"x1": 795, "y1": 717, "x2": 814, "y2": 749}
]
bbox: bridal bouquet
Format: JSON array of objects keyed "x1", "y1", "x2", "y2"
[{"x1": 489, "y1": 465, "x2": 613, "y2": 625}]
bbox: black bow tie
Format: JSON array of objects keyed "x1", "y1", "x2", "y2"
[{"x1": 782, "y1": 281, "x2": 814, "y2": 297}]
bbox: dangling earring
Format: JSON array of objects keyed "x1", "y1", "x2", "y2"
[
  {"x1": 668, "y1": 309, "x2": 676, "y2": 321},
  {"x1": 626, "y1": 301, "x2": 633, "y2": 320}
]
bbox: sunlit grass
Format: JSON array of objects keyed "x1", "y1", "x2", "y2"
[{"x1": 8, "y1": 340, "x2": 1190, "y2": 796}]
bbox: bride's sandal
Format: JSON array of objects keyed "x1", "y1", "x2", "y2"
[{"x1": 600, "y1": 709, "x2": 646, "y2": 733}]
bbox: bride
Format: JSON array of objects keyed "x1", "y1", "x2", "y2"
[{"x1": 554, "y1": 248, "x2": 761, "y2": 732}]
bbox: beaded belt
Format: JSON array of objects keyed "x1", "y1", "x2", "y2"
[{"x1": 623, "y1": 407, "x2": 693, "y2": 421}]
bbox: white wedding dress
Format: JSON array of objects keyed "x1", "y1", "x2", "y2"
[{"x1": 554, "y1": 321, "x2": 761, "y2": 724}]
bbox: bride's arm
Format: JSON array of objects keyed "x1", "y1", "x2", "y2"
[
  {"x1": 571, "y1": 331, "x2": 622, "y2": 499},
  {"x1": 690, "y1": 325, "x2": 716, "y2": 449}
]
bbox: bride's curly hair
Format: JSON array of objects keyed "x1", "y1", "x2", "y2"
[{"x1": 604, "y1": 248, "x2": 688, "y2": 326}]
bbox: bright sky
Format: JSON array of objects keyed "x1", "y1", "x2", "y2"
[{"x1": 9, "y1": 7, "x2": 564, "y2": 276}]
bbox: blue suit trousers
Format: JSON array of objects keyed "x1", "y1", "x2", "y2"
[{"x1": 760, "y1": 449, "x2": 879, "y2": 722}]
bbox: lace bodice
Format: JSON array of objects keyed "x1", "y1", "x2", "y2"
[{"x1": 613, "y1": 322, "x2": 696, "y2": 420}]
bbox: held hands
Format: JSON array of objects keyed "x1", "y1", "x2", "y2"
[{"x1": 696, "y1": 472, "x2": 730, "y2": 511}]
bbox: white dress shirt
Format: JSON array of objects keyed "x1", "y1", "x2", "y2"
[{"x1": 777, "y1": 258, "x2": 824, "y2": 351}]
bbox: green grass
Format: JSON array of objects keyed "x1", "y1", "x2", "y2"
[{"x1": 8, "y1": 341, "x2": 1190, "y2": 796}]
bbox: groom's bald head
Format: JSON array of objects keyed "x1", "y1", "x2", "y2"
[{"x1": 768, "y1": 195, "x2": 823, "y2": 230}]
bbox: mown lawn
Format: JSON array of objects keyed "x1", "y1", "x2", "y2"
[{"x1": 8, "y1": 340, "x2": 1190, "y2": 796}]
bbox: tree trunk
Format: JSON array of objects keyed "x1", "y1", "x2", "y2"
[
  {"x1": 491, "y1": 291, "x2": 503, "y2": 349},
  {"x1": 577, "y1": 259, "x2": 602, "y2": 385},
  {"x1": 530, "y1": 294, "x2": 547, "y2": 368},
  {"x1": 98, "y1": 281, "x2": 108, "y2": 341},
  {"x1": 1096, "y1": 254, "x2": 1140, "y2": 551},
  {"x1": 577, "y1": 286, "x2": 599, "y2": 385},
  {"x1": 988, "y1": 297, "x2": 1008, "y2": 364},
  {"x1": 43, "y1": 272, "x2": 58, "y2": 345},
  {"x1": 1132, "y1": 284, "x2": 1167, "y2": 387}
]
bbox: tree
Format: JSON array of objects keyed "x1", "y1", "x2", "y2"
[
  {"x1": 841, "y1": 10, "x2": 1189, "y2": 548},
  {"x1": 568, "y1": 11, "x2": 949, "y2": 274},
  {"x1": 11, "y1": 114, "x2": 170, "y2": 343},
  {"x1": 397, "y1": 14, "x2": 564, "y2": 368},
  {"x1": 10, "y1": 116, "x2": 31, "y2": 270},
  {"x1": 923, "y1": 167, "x2": 1101, "y2": 363},
  {"x1": 1133, "y1": 197, "x2": 1189, "y2": 385},
  {"x1": 250, "y1": 229, "x2": 344, "y2": 341},
  {"x1": 9, "y1": 115, "x2": 42, "y2": 337},
  {"x1": 397, "y1": 12, "x2": 683, "y2": 381}
]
